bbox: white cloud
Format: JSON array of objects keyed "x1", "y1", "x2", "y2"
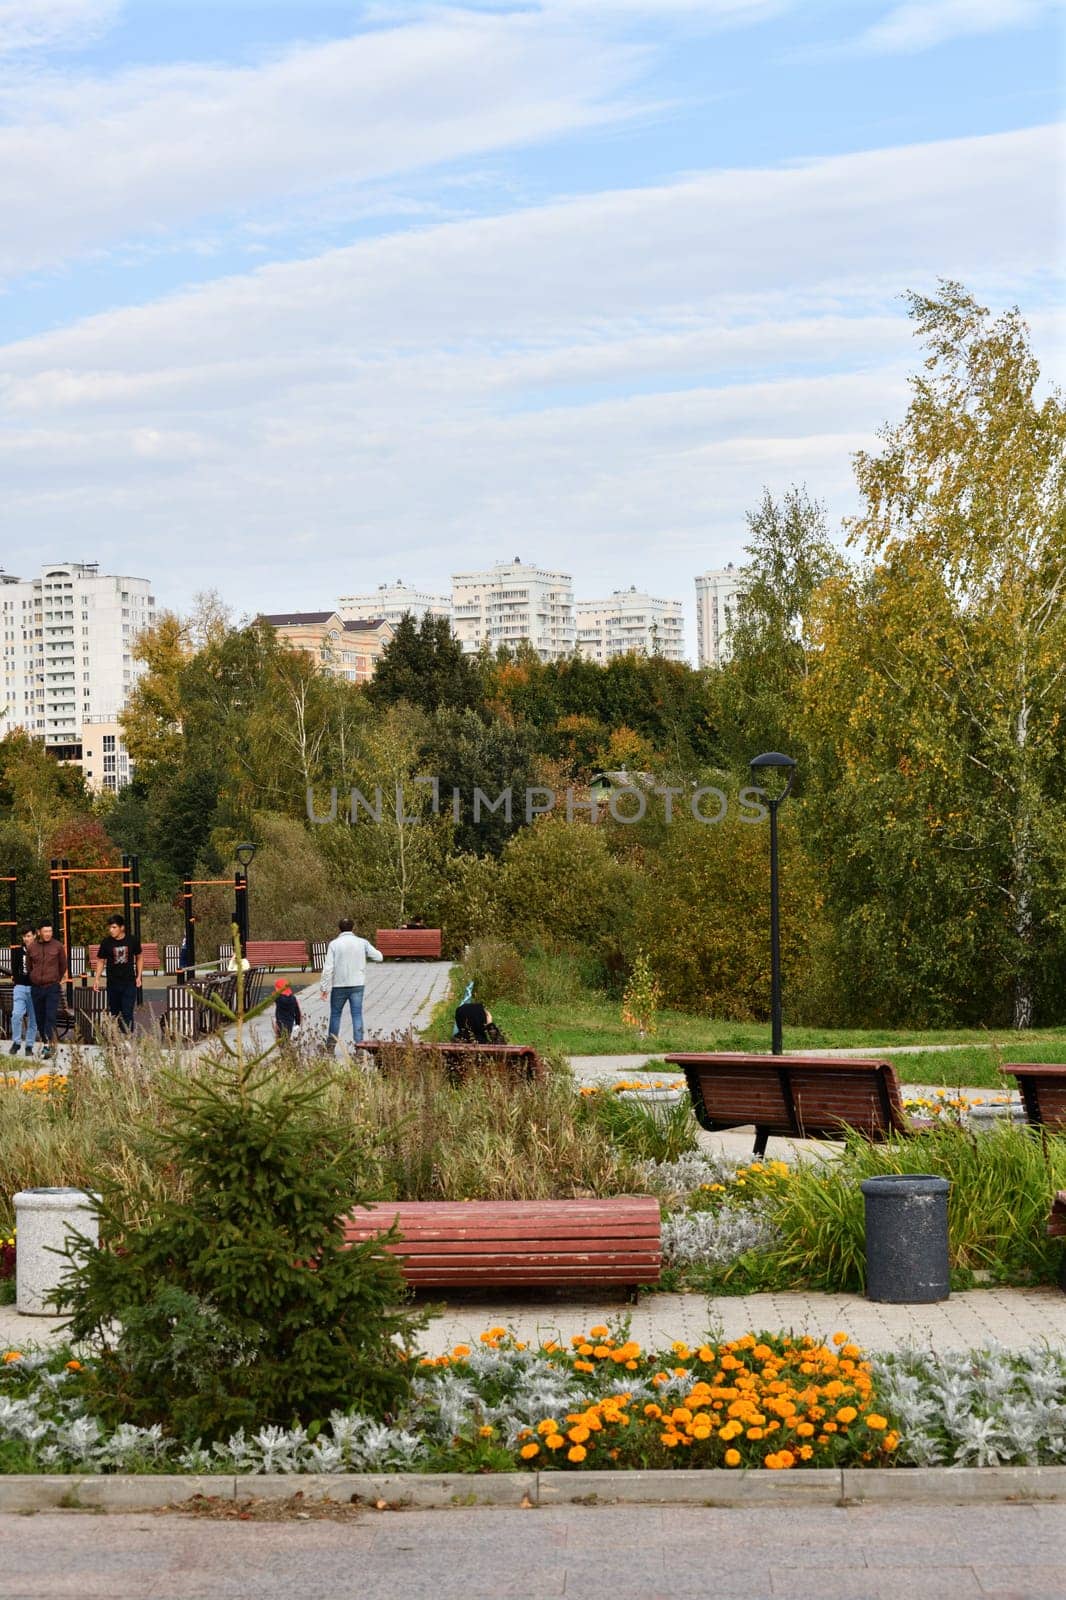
[
  {"x1": 0, "y1": 0, "x2": 119, "y2": 56},
  {"x1": 848, "y1": 0, "x2": 1060, "y2": 54},
  {"x1": 0, "y1": 123, "x2": 1058, "y2": 619},
  {"x1": 0, "y1": 10, "x2": 645, "y2": 278}
]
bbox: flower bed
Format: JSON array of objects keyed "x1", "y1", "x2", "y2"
[{"x1": 3, "y1": 1327, "x2": 1063, "y2": 1477}]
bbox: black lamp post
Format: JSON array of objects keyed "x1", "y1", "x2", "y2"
[
  {"x1": 748, "y1": 752, "x2": 797, "y2": 1056},
  {"x1": 234, "y1": 842, "x2": 257, "y2": 953}
]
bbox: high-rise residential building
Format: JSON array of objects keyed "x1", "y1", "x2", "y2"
[
  {"x1": 0, "y1": 562, "x2": 155, "y2": 757},
  {"x1": 259, "y1": 611, "x2": 394, "y2": 682},
  {"x1": 576, "y1": 589, "x2": 685, "y2": 664},
  {"x1": 450, "y1": 559, "x2": 575, "y2": 660},
  {"x1": 338, "y1": 580, "x2": 450, "y2": 627},
  {"x1": 695, "y1": 564, "x2": 743, "y2": 668}
]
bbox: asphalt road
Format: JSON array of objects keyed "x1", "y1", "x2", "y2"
[{"x1": 1, "y1": 1502, "x2": 1064, "y2": 1600}]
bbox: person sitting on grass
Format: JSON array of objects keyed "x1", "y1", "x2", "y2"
[{"x1": 273, "y1": 978, "x2": 301, "y2": 1040}]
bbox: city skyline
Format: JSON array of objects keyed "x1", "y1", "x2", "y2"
[{"x1": 0, "y1": 1, "x2": 1060, "y2": 650}]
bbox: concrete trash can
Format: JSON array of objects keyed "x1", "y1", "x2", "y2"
[
  {"x1": 12, "y1": 1188, "x2": 99, "y2": 1316},
  {"x1": 860, "y1": 1174, "x2": 950, "y2": 1304}
]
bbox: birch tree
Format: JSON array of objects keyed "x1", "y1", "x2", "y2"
[{"x1": 807, "y1": 283, "x2": 1066, "y2": 1026}]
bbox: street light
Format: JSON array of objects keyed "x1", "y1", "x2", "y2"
[
  {"x1": 234, "y1": 842, "x2": 257, "y2": 952},
  {"x1": 748, "y1": 752, "x2": 797, "y2": 1057}
]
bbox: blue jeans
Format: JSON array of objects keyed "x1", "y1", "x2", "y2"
[
  {"x1": 106, "y1": 983, "x2": 137, "y2": 1033},
  {"x1": 11, "y1": 985, "x2": 37, "y2": 1048},
  {"x1": 327, "y1": 985, "x2": 365, "y2": 1050}
]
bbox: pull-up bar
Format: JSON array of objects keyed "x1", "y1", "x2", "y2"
[
  {"x1": 180, "y1": 873, "x2": 247, "y2": 986},
  {"x1": 51, "y1": 856, "x2": 141, "y2": 1004}
]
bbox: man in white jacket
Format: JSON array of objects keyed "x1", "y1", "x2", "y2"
[{"x1": 319, "y1": 919, "x2": 383, "y2": 1053}]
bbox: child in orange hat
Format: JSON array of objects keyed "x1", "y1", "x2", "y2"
[{"x1": 273, "y1": 978, "x2": 301, "y2": 1040}]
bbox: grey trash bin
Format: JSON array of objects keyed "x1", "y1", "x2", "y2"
[{"x1": 860, "y1": 1174, "x2": 950, "y2": 1304}]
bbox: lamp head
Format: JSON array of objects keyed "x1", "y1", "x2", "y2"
[
  {"x1": 235, "y1": 842, "x2": 257, "y2": 868},
  {"x1": 748, "y1": 751, "x2": 797, "y2": 803}
]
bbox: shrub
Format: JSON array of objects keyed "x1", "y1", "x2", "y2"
[
  {"x1": 496, "y1": 817, "x2": 637, "y2": 957},
  {"x1": 54, "y1": 1052, "x2": 423, "y2": 1443},
  {"x1": 462, "y1": 938, "x2": 529, "y2": 1003},
  {"x1": 762, "y1": 1122, "x2": 1066, "y2": 1290}
]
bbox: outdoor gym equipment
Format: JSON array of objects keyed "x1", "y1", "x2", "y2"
[
  {"x1": 180, "y1": 872, "x2": 248, "y2": 986},
  {"x1": 50, "y1": 855, "x2": 141, "y2": 1005}
]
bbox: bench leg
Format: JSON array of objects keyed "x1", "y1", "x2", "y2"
[{"x1": 753, "y1": 1127, "x2": 770, "y2": 1158}]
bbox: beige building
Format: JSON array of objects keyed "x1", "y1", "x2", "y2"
[
  {"x1": 79, "y1": 717, "x2": 134, "y2": 794},
  {"x1": 260, "y1": 611, "x2": 394, "y2": 682},
  {"x1": 695, "y1": 564, "x2": 743, "y2": 667},
  {"x1": 576, "y1": 589, "x2": 685, "y2": 664},
  {"x1": 451, "y1": 559, "x2": 575, "y2": 660}
]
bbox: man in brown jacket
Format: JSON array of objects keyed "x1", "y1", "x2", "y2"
[{"x1": 27, "y1": 922, "x2": 68, "y2": 1061}]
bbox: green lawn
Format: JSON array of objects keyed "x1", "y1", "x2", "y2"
[{"x1": 426, "y1": 973, "x2": 1066, "y2": 1088}]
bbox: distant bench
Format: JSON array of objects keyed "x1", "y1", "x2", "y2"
[
  {"x1": 666, "y1": 1052, "x2": 916, "y2": 1156},
  {"x1": 356, "y1": 1039, "x2": 544, "y2": 1085},
  {"x1": 344, "y1": 1197, "x2": 661, "y2": 1291},
  {"x1": 217, "y1": 940, "x2": 310, "y2": 972},
  {"x1": 375, "y1": 929, "x2": 442, "y2": 961},
  {"x1": 1001, "y1": 1065, "x2": 1066, "y2": 1132}
]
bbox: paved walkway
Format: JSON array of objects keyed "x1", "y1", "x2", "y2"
[
  {"x1": 2, "y1": 1504, "x2": 1063, "y2": 1598},
  {"x1": 228, "y1": 960, "x2": 452, "y2": 1059},
  {"x1": 5, "y1": 1282, "x2": 1064, "y2": 1360}
]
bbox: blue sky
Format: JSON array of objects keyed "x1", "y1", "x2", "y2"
[{"x1": 0, "y1": 0, "x2": 1062, "y2": 647}]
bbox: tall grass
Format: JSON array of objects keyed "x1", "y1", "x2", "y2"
[
  {"x1": 762, "y1": 1122, "x2": 1066, "y2": 1290},
  {"x1": 0, "y1": 1039, "x2": 648, "y2": 1229}
]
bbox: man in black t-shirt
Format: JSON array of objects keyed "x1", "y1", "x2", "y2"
[{"x1": 92, "y1": 915, "x2": 143, "y2": 1033}]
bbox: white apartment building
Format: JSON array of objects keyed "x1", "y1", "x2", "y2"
[
  {"x1": 450, "y1": 559, "x2": 575, "y2": 660},
  {"x1": 0, "y1": 562, "x2": 155, "y2": 756},
  {"x1": 338, "y1": 580, "x2": 450, "y2": 627},
  {"x1": 695, "y1": 564, "x2": 743, "y2": 668},
  {"x1": 576, "y1": 589, "x2": 685, "y2": 664}
]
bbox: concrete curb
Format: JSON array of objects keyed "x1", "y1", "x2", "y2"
[{"x1": 1, "y1": 1466, "x2": 1064, "y2": 1512}]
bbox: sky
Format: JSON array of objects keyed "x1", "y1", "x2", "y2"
[{"x1": 0, "y1": 0, "x2": 1062, "y2": 654}]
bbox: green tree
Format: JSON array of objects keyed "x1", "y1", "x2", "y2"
[
  {"x1": 369, "y1": 612, "x2": 482, "y2": 715},
  {"x1": 715, "y1": 486, "x2": 841, "y2": 769},
  {"x1": 806, "y1": 283, "x2": 1066, "y2": 1027},
  {"x1": 420, "y1": 708, "x2": 537, "y2": 855}
]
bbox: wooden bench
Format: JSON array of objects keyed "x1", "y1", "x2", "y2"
[
  {"x1": 666, "y1": 1053, "x2": 914, "y2": 1156},
  {"x1": 1049, "y1": 1192, "x2": 1066, "y2": 1292},
  {"x1": 218, "y1": 940, "x2": 309, "y2": 971},
  {"x1": 0, "y1": 984, "x2": 75, "y2": 1043},
  {"x1": 88, "y1": 942, "x2": 162, "y2": 976},
  {"x1": 357, "y1": 1039, "x2": 544, "y2": 1084},
  {"x1": 344, "y1": 1197, "x2": 661, "y2": 1289},
  {"x1": 160, "y1": 974, "x2": 238, "y2": 1040},
  {"x1": 375, "y1": 929, "x2": 443, "y2": 961},
  {"x1": 1001, "y1": 1065, "x2": 1066, "y2": 1131}
]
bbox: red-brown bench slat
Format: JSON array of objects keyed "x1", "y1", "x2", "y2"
[
  {"x1": 358, "y1": 1040, "x2": 544, "y2": 1083},
  {"x1": 344, "y1": 1197, "x2": 661, "y2": 1290},
  {"x1": 243, "y1": 940, "x2": 309, "y2": 971},
  {"x1": 666, "y1": 1053, "x2": 911, "y2": 1156},
  {"x1": 375, "y1": 929, "x2": 443, "y2": 960},
  {"x1": 1001, "y1": 1065, "x2": 1066, "y2": 1132}
]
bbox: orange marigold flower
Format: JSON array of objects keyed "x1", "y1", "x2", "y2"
[
  {"x1": 573, "y1": 1360, "x2": 595, "y2": 1375},
  {"x1": 519, "y1": 1443, "x2": 540, "y2": 1460},
  {"x1": 452, "y1": 1344, "x2": 471, "y2": 1358},
  {"x1": 832, "y1": 1332, "x2": 848, "y2": 1345},
  {"x1": 724, "y1": 1449, "x2": 741, "y2": 1467},
  {"x1": 545, "y1": 1434, "x2": 565, "y2": 1451},
  {"x1": 478, "y1": 1425, "x2": 494, "y2": 1438},
  {"x1": 2, "y1": 1352, "x2": 23, "y2": 1363},
  {"x1": 865, "y1": 1414, "x2": 888, "y2": 1430},
  {"x1": 537, "y1": 1420, "x2": 560, "y2": 1436},
  {"x1": 836, "y1": 1407, "x2": 857, "y2": 1425},
  {"x1": 568, "y1": 1425, "x2": 591, "y2": 1444},
  {"x1": 589, "y1": 1325, "x2": 609, "y2": 1338},
  {"x1": 65, "y1": 1360, "x2": 82, "y2": 1372},
  {"x1": 567, "y1": 1445, "x2": 587, "y2": 1463}
]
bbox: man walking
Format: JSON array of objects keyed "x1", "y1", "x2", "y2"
[
  {"x1": 27, "y1": 921, "x2": 68, "y2": 1062},
  {"x1": 8, "y1": 928, "x2": 39, "y2": 1057},
  {"x1": 319, "y1": 919, "x2": 383, "y2": 1054},
  {"x1": 92, "y1": 914, "x2": 143, "y2": 1034}
]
